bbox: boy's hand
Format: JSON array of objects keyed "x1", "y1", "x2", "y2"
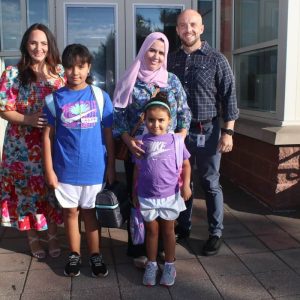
[
  {"x1": 45, "y1": 170, "x2": 58, "y2": 189},
  {"x1": 106, "y1": 165, "x2": 116, "y2": 185},
  {"x1": 181, "y1": 184, "x2": 192, "y2": 201}
]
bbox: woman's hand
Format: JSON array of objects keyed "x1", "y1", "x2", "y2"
[
  {"x1": 122, "y1": 133, "x2": 145, "y2": 158},
  {"x1": 26, "y1": 111, "x2": 48, "y2": 128},
  {"x1": 0, "y1": 110, "x2": 47, "y2": 128}
]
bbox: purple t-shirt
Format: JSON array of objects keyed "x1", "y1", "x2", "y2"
[{"x1": 135, "y1": 133, "x2": 190, "y2": 198}]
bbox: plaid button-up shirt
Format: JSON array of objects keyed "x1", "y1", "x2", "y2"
[{"x1": 168, "y1": 41, "x2": 239, "y2": 122}]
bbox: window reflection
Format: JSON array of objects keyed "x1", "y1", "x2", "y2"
[
  {"x1": 135, "y1": 6, "x2": 182, "y2": 54},
  {"x1": 66, "y1": 6, "x2": 115, "y2": 96},
  {"x1": 198, "y1": 0, "x2": 215, "y2": 47},
  {"x1": 0, "y1": 0, "x2": 21, "y2": 51},
  {"x1": 27, "y1": 0, "x2": 49, "y2": 27},
  {"x1": 234, "y1": 0, "x2": 279, "y2": 48},
  {"x1": 236, "y1": 47, "x2": 277, "y2": 112}
]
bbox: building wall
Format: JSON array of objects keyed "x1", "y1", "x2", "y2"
[{"x1": 221, "y1": 134, "x2": 300, "y2": 209}]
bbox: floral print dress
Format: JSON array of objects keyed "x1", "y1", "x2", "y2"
[{"x1": 0, "y1": 65, "x2": 65, "y2": 231}]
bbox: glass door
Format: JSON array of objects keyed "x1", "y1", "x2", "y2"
[
  {"x1": 125, "y1": 0, "x2": 191, "y2": 66},
  {"x1": 55, "y1": 0, "x2": 125, "y2": 97}
]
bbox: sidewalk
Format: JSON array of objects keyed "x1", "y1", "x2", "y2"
[{"x1": 1, "y1": 177, "x2": 300, "y2": 300}]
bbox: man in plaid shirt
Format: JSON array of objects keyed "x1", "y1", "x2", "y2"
[{"x1": 168, "y1": 9, "x2": 239, "y2": 256}]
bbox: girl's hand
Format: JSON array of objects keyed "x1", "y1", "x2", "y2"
[
  {"x1": 45, "y1": 170, "x2": 58, "y2": 189},
  {"x1": 26, "y1": 111, "x2": 48, "y2": 128},
  {"x1": 181, "y1": 184, "x2": 192, "y2": 201}
]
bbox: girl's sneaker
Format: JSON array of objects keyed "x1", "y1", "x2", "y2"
[
  {"x1": 143, "y1": 262, "x2": 158, "y2": 286},
  {"x1": 160, "y1": 263, "x2": 176, "y2": 286},
  {"x1": 90, "y1": 253, "x2": 108, "y2": 277},
  {"x1": 64, "y1": 252, "x2": 81, "y2": 277}
]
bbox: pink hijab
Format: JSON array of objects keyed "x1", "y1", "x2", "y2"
[{"x1": 113, "y1": 32, "x2": 169, "y2": 108}]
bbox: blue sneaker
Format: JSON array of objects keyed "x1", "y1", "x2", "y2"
[
  {"x1": 160, "y1": 263, "x2": 176, "y2": 286},
  {"x1": 143, "y1": 262, "x2": 158, "y2": 286}
]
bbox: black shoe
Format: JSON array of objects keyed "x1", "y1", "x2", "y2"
[
  {"x1": 90, "y1": 253, "x2": 109, "y2": 278},
  {"x1": 64, "y1": 252, "x2": 81, "y2": 277},
  {"x1": 175, "y1": 226, "x2": 190, "y2": 241},
  {"x1": 202, "y1": 235, "x2": 222, "y2": 256}
]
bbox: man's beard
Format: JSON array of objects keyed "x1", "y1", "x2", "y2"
[{"x1": 181, "y1": 36, "x2": 199, "y2": 48}]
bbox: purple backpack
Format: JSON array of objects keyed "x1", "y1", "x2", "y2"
[{"x1": 130, "y1": 207, "x2": 145, "y2": 245}]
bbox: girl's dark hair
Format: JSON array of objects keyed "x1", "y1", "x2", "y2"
[
  {"x1": 17, "y1": 23, "x2": 61, "y2": 85},
  {"x1": 62, "y1": 43, "x2": 93, "y2": 84},
  {"x1": 144, "y1": 91, "x2": 171, "y2": 117}
]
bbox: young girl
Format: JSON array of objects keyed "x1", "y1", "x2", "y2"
[
  {"x1": 133, "y1": 93, "x2": 192, "y2": 287},
  {"x1": 42, "y1": 44, "x2": 115, "y2": 277}
]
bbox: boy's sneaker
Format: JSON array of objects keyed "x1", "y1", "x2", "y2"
[
  {"x1": 90, "y1": 253, "x2": 108, "y2": 278},
  {"x1": 64, "y1": 252, "x2": 81, "y2": 277},
  {"x1": 160, "y1": 263, "x2": 176, "y2": 286},
  {"x1": 143, "y1": 262, "x2": 158, "y2": 286}
]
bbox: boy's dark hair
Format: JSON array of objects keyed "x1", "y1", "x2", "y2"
[
  {"x1": 17, "y1": 23, "x2": 61, "y2": 86},
  {"x1": 144, "y1": 91, "x2": 171, "y2": 117},
  {"x1": 62, "y1": 43, "x2": 93, "y2": 84}
]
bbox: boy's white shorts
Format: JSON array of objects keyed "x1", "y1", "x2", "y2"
[{"x1": 55, "y1": 182, "x2": 103, "y2": 209}]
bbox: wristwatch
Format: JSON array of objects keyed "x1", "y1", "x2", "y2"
[{"x1": 221, "y1": 128, "x2": 234, "y2": 136}]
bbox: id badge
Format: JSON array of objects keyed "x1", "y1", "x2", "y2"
[{"x1": 197, "y1": 134, "x2": 205, "y2": 147}]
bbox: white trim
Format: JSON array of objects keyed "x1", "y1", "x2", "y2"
[{"x1": 280, "y1": 0, "x2": 300, "y2": 123}]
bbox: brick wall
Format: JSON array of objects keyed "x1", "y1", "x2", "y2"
[{"x1": 221, "y1": 134, "x2": 300, "y2": 209}]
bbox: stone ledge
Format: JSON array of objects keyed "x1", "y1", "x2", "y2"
[{"x1": 235, "y1": 119, "x2": 300, "y2": 145}]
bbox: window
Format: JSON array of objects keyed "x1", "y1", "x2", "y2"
[
  {"x1": 233, "y1": 0, "x2": 279, "y2": 113},
  {"x1": 135, "y1": 6, "x2": 182, "y2": 54},
  {"x1": 27, "y1": 0, "x2": 49, "y2": 27},
  {"x1": 198, "y1": 0, "x2": 216, "y2": 47},
  {"x1": 0, "y1": 0, "x2": 50, "y2": 72},
  {"x1": 65, "y1": 5, "x2": 116, "y2": 96},
  {"x1": 0, "y1": 0, "x2": 22, "y2": 51}
]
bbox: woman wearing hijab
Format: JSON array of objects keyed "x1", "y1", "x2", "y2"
[{"x1": 113, "y1": 32, "x2": 191, "y2": 267}]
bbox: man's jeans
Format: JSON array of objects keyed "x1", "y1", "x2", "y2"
[{"x1": 178, "y1": 119, "x2": 224, "y2": 237}]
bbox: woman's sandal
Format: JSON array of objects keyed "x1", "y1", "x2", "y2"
[
  {"x1": 48, "y1": 234, "x2": 61, "y2": 258},
  {"x1": 28, "y1": 236, "x2": 46, "y2": 259}
]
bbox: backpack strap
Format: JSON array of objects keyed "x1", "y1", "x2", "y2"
[
  {"x1": 91, "y1": 85, "x2": 104, "y2": 121},
  {"x1": 173, "y1": 134, "x2": 184, "y2": 169},
  {"x1": 45, "y1": 93, "x2": 56, "y2": 118}
]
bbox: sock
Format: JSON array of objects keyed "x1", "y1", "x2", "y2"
[{"x1": 147, "y1": 261, "x2": 158, "y2": 267}]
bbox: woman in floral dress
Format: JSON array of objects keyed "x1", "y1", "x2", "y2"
[{"x1": 0, "y1": 23, "x2": 65, "y2": 258}]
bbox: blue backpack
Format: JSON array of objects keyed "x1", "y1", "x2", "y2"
[{"x1": 44, "y1": 85, "x2": 104, "y2": 121}]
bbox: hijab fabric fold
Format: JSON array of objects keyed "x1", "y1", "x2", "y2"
[{"x1": 113, "y1": 32, "x2": 169, "y2": 108}]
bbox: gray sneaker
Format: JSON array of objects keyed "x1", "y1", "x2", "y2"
[
  {"x1": 142, "y1": 262, "x2": 158, "y2": 286},
  {"x1": 160, "y1": 263, "x2": 176, "y2": 286}
]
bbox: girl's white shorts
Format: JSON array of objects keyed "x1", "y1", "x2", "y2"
[
  {"x1": 138, "y1": 192, "x2": 186, "y2": 222},
  {"x1": 55, "y1": 182, "x2": 103, "y2": 209}
]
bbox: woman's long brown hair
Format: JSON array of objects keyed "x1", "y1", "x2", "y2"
[{"x1": 17, "y1": 23, "x2": 61, "y2": 86}]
